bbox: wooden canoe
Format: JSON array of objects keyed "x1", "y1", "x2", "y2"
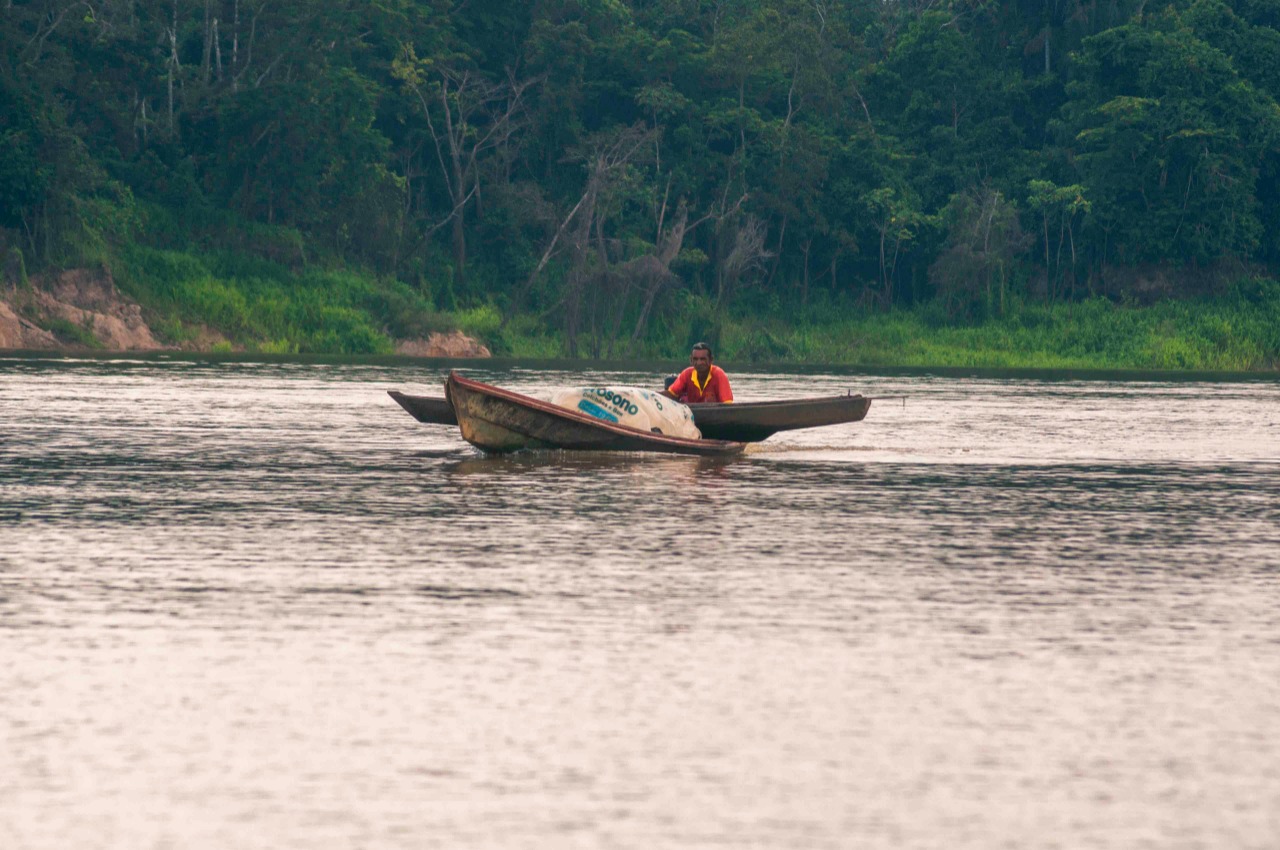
[
  {"x1": 686, "y1": 394, "x2": 871, "y2": 442},
  {"x1": 388, "y1": 385, "x2": 871, "y2": 443},
  {"x1": 441, "y1": 372, "x2": 746, "y2": 456}
]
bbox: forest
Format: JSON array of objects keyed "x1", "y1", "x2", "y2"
[{"x1": 3, "y1": 0, "x2": 1280, "y2": 366}]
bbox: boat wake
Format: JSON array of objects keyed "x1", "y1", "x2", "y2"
[{"x1": 744, "y1": 443, "x2": 884, "y2": 455}]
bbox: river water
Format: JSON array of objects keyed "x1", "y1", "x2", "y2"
[{"x1": 2, "y1": 356, "x2": 1278, "y2": 850}]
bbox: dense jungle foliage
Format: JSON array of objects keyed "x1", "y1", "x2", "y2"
[{"x1": 3, "y1": 0, "x2": 1280, "y2": 364}]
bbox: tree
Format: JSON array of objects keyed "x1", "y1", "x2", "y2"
[
  {"x1": 869, "y1": 10, "x2": 1028, "y2": 214},
  {"x1": 863, "y1": 186, "x2": 928, "y2": 309},
  {"x1": 1061, "y1": 15, "x2": 1280, "y2": 269},
  {"x1": 1026, "y1": 179, "x2": 1089, "y2": 301},
  {"x1": 394, "y1": 46, "x2": 535, "y2": 292},
  {"x1": 931, "y1": 184, "x2": 1030, "y2": 317}
]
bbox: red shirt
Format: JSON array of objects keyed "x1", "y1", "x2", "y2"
[{"x1": 669, "y1": 365, "x2": 733, "y2": 404}]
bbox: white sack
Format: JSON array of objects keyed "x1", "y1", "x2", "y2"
[{"x1": 550, "y1": 386, "x2": 701, "y2": 440}]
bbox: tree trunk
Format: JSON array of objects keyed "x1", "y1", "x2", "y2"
[
  {"x1": 213, "y1": 19, "x2": 223, "y2": 81},
  {"x1": 801, "y1": 237, "x2": 812, "y2": 307},
  {"x1": 441, "y1": 79, "x2": 469, "y2": 291},
  {"x1": 451, "y1": 211, "x2": 466, "y2": 291},
  {"x1": 232, "y1": 0, "x2": 240, "y2": 91},
  {"x1": 765, "y1": 216, "x2": 787, "y2": 290},
  {"x1": 202, "y1": 1, "x2": 213, "y2": 83}
]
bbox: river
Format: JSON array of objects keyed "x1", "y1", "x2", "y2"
[{"x1": 2, "y1": 355, "x2": 1278, "y2": 849}]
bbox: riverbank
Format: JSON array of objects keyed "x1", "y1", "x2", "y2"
[
  {"x1": 712, "y1": 287, "x2": 1280, "y2": 371},
  {"x1": 497, "y1": 282, "x2": 1280, "y2": 372},
  {"x1": 0, "y1": 253, "x2": 491, "y2": 358},
  {"x1": 4, "y1": 251, "x2": 1278, "y2": 372}
]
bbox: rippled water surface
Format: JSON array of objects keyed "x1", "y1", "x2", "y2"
[{"x1": 2, "y1": 356, "x2": 1279, "y2": 849}]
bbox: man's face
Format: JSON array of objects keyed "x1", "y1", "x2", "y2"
[{"x1": 690, "y1": 348, "x2": 712, "y2": 376}]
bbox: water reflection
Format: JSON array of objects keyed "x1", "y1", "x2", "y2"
[{"x1": 444, "y1": 451, "x2": 742, "y2": 479}]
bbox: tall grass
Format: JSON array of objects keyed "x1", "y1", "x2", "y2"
[
  {"x1": 494, "y1": 280, "x2": 1280, "y2": 371},
  {"x1": 697, "y1": 282, "x2": 1280, "y2": 371},
  {"x1": 104, "y1": 236, "x2": 1280, "y2": 371},
  {"x1": 112, "y1": 245, "x2": 450, "y2": 354}
]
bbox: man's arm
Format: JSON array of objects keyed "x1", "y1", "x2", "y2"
[{"x1": 662, "y1": 369, "x2": 689, "y2": 400}]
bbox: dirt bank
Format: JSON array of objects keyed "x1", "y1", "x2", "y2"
[
  {"x1": 395, "y1": 331, "x2": 491, "y2": 358},
  {"x1": 1, "y1": 268, "x2": 163, "y2": 351}
]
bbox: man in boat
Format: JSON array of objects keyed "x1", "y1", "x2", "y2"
[{"x1": 661, "y1": 342, "x2": 734, "y2": 404}]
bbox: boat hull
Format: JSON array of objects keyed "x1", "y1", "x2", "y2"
[
  {"x1": 389, "y1": 388, "x2": 871, "y2": 443},
  {"x1": 443, "y1": 373, "x2": 746, "y2": 456},
  {"x1": 388, "y1": 391, "x2": 457, "y2": 426},
  {"x1": 690, "y1": 394, "x2": 871, "y2": 442}
]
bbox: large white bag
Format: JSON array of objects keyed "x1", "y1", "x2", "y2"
[{"x1": 550, "y1": 386, "x2": 701, "y2": 440}]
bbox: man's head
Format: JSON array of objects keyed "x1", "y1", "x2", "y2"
[{"x1": 690, "y1": 342, "x2": 713, "y2": 377}]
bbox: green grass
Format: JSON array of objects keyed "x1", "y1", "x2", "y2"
[
  {"x1": 111, "y1": 245, "x2": 452, "y2": 355},
  {"x1": 44, "y1": 316, "x2": 102, "y2": 349},
  {"x1": 710, "y1": 281, "x2": 1280, "y2": 370},
  {"x1": 94, "y1": 234, "x2": 1280, "y2": 371},
  {"x1": 496, "y1": 280, "x2": 1280, "y2": 371}
]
